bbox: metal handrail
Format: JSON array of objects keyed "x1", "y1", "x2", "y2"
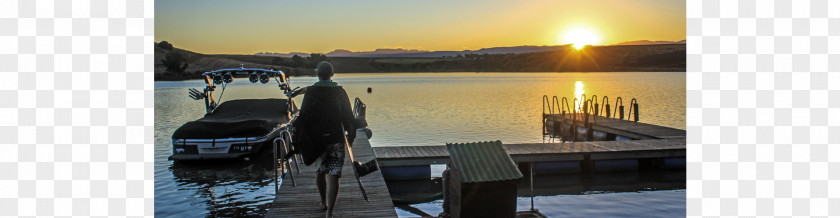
[
  {"x1": 629, "y1": 98, "x2": 639, "y2": 122},
  {"x1": 614, "y1": 97, "x2": 624, "y2": 120},
  {"x1": 549, "y1": 96, "x2": 564, "y2": 137},
  {"x1": 274, "y1": 137, "x2": 295, "y2": 189},
  {"x1": 590, "y1": 95, "x2": 598, "y2": 116},
  {"x1": 542, "y1": 95, "x2": 551, "y2": 135},
  {"x1": 583, "y1": 99, "x2": 590, "y2": 118},
  {"x1": 543, "y1": 95, "x2": 553, "y2": 116},
  {"x1": 560, "y1": 97, "x2": 570, "y2": 117},
  {"x1": 580, "y1": 94, "x2": 587, "y2": 111},
  {"x1": 279, "y1": 129, "x2": 299, "y2": 174},
  {"x1": 274, "y1": 114, "x2": 300, "y2": 194},
  {"x1": 584, "y1": 99, "x2": 597, "y2": 123}
]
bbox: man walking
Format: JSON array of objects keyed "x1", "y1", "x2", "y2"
[{"x1": 297, "y1": 61, "x2": 357, "y2": 218}]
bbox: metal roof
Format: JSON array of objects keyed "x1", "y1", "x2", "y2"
[{"x1": 446, "y1": 140, "x2": 523, "y2": 183}]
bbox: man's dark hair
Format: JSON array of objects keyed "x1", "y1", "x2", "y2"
[{"x1": 316, "y1": 61, "x2": 334, "y2": 80}]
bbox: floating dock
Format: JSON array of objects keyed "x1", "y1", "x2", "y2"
[
  {"x1": 375, "y1": 114, "x2": 686, "y2": 173},
  {"x1": 546, "y1": 114, "x2": 686, "y2": 140},
  {"x1": 266, "y1": 129, "x2": 397, "y2": 218},
  {"x1": 374, "y1": 138, "x2": 685, "y2": 167}
]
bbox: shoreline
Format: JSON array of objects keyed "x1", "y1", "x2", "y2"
[{"x1": 154, "y1": 69, "x2": 685, "y2": 81}]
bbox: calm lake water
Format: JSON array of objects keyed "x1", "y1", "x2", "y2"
[{"x1": 154, "y1": 72, "x2": 686, "y2": 217}]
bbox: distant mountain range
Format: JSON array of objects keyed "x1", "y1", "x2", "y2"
[
  {"x1": 254, "y1": 40, "x2": 686, "y2": 58},
  {"x1": 612, "y1": 40, "x2": 687, "y2": 46}
]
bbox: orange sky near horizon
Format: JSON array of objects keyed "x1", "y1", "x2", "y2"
[{"x1": 155, "y1": 0, "x2": 685, "y2": 54}]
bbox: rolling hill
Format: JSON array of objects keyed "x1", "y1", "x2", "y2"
[{"x1": 155, "y1": 43, "x2": 685, "y2": 81}]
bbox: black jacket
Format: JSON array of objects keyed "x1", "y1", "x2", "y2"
[{"x1": 297, "y1": 84, "x2": 356, "y2": 146}]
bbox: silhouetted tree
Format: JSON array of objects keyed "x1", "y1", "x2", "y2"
[
  {"x1": 158, "y1": 41, "x2": 173, "y2": 50},
  {"x1": 305, "y1": 53, "x2": 328, "y2": 68},
  {"x1": 290, "y1": 54, "x2": 306, "y2": 68},
  {"x1": 271, "y1": 57, "x2": 286, "y2": 66},
  {"x1": 161, "y1": 51, "x2": 188, "y2": 72}
]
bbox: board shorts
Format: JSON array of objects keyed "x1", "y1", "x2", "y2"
[{"x1": 316, "y1": 142, "x2": 345, "y2": 177}]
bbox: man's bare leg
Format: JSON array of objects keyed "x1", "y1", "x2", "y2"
[
  {"x1": 325, "y1": 175, "x2": 340, "y2": 218},
  {"x1": 316, "y1": 172, "x2": 327, "y2": 210}
]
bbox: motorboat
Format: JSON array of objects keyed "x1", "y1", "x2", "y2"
[{"x1": 168, "y1": 67, "x2": 299, "y2": 161}]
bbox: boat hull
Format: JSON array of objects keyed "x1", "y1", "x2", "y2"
[
  {"x1": 168, "y1": 98, "x2": 296, "y2": 161},
  {"x1": 168, "y1": 152, "x2": 254, "y2": 161},
  {"x1": 168, "y1": 134, "x2": 279, "y2": 161}
]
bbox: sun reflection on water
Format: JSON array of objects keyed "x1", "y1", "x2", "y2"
[{"x1": 574, "y1": 81, "x2": 585, "y2": 111}]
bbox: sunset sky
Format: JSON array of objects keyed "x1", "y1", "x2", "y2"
[{"x1": 155, "y1": 0, "x2": 686, "y2": 54}]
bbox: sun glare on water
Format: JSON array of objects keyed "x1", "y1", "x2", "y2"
[
  {"x1": 562, "y1": 27, "x2": 602, "y2": 50},
  {"x1": 574, "y1": 81, "x2": 585, "y2": 110}
]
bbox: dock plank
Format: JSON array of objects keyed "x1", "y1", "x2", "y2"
[
  {"x1": 418, "y1": 146, "x2": 433, "y2": 157},
  {"x1": 409, "y1": 146, "x2": 422, "y2": 158},
  {"x1": 266, "y1": 129, "x2": 397, "y2": 218}
]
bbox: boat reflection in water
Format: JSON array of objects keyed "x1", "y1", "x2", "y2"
[{"x1": 168, "y1": 152, "x2": 278, "y2": 217}]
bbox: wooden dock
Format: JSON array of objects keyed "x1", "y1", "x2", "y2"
[
  {"x1": 266, "y1": 129, "x2": 397, "y2": 218},
  {"x1": 547, "y1": 114, "x2": 685, "y2": 139},
  {"x1": 375, "y1": 115, "x2": 686, "y2": 167},
  {"x1": 374, "y1": 139, "x2": 685, "y2": 167}
]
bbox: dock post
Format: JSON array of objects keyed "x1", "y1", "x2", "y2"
[
  {"x1": 633, "y1": 104, "x2": 639, "y2": 122},
  {"x1": 581, "y1": 154, "x2": 594, "y2": 175},
  {"x1": 569, "y1": 117, "x2": 576, "y2": 142},
  {"x1": 570, "y1": 99, "x2": 578, "y2": 141},
  {"x1": 530, "y1": 162, "x2": 535, "y2": 212},
  {"x1": 601, "y1": 96, "x2": 610, "y2": 118},
  {"x1": 583, "y1": 100, "x2": 592, "y2": 141},
  {"x1": 558, "y1": 111, "x2": 566, "y2": 138},
  {"x1": 615, "y1": 97, "x2": 624, "y2": 120},
  {"x1": 619, "y1": 105, "x2": 625, "y2": 120},
  {"x1": 441, "y1": 165, "x2": 450, "y2": 217},
  {"x1": 631, "y1": 98, "x2": 640, "y2": 122}
]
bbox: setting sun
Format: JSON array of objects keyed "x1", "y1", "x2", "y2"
[{"x1": 562, "y1": 27, "x2": 602, "y2": 50}]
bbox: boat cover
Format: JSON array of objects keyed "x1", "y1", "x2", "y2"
[{"x1": 172, "y1": 99, "x2": 295, "y2": 139}]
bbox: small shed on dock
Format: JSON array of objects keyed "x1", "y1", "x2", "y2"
[{"x1": 443, "y1": 140, "x2": 523, "y2": 218}]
